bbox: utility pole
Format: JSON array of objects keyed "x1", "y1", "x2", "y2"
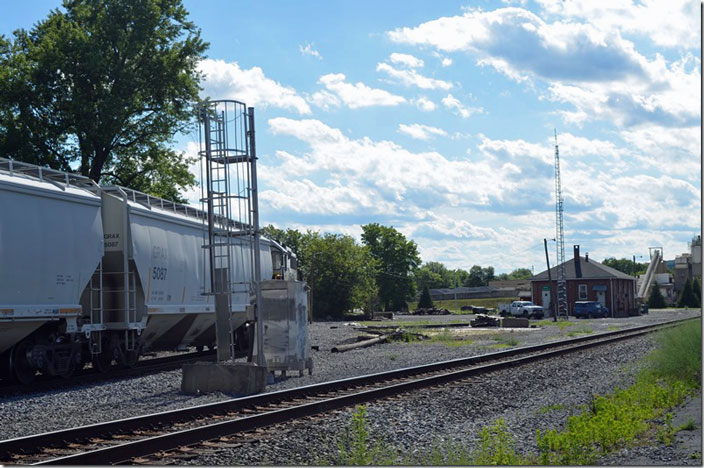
[{"x1": 544, "y1": 238, "x2": 556, "y2": 322}]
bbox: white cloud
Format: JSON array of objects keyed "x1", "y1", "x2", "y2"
[
  {"x1": 441, "y1": 57, "x2": 453, "y2": 67},
  {"x1": 387, "y1": 6, "x2": 700, "y2": 129},
  {"x1": 441, "y1": 94, "x2": 483, "y2": 118},
  {"x1": 308, "y1": 90, "x2": 340, "y2": 110},
  {"x1": 198, "y1": 59, "x2": 311, "y2": 114},
  {"x1": 317, "y1": 73, "x2": 406, "y2": 109},
  {"x1": 265, "y1": 117, "x2": 519, "y2": 215},
  {"x1": 376, "y1": 63, "x2": 453, "y2": 90},
  {"x1": 389, "y1": 52, "x2": 424, "y2": 68},
  {"x1": 535, "y1": 0, "x2": 700, "y2": 49},
  {"x1": 398, "y1": 123, "x2": 448, "y2": 140},
  {"x1": 299, "y1": 43, "x2": 322, "y2": 59},
  {"x1": 413, "y1": 97, "x2": 436, "y2": 111}
]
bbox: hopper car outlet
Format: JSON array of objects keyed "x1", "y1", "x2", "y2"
[{"x1": 0, "y1": 157, "x2": 299, "y2": 384}]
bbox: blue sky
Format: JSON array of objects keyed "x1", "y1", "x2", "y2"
[{"x1": 2, "y1": 1, "x2": 701, "y2": 273}]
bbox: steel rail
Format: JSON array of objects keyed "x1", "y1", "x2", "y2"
[{"x1": 0, "y1": 316, "x2": 696, "y2": 465}]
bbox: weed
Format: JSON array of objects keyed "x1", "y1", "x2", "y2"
[
  {"x1": 491, "y1": 334, "x2": 519, "y2": 346},
  {"x1": 408, "y1": 439, "x2": 473, "y2": 465},
  {"x1": 679, "y1": 417, "x2": 698, "y2": 431},
  {"x1": 471, "y1": 418, "x2": 526, "y2": 465},
  {"x1": 488, "y1": 343, "x2": 512, "y2": 349},
  {"x1": 329, "y1": 405, "x2": 397, "y2": 465},
  {"x1": 690, "y1": 451, "x2": 702, "y2": 460},
  {"x1": 388, "y1": 354, "x2": 397, "y2": 361},
  {"x1": 657, "y1": 413, "x2": 676, "y2": 445},
  {"x1": 539, "y1": 403, "x2": 567, "y2": 414},
  {"x1": 567, "y1": 328, "x2": 593, "y2": 337}
]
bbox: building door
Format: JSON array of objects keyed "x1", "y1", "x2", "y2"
[
  {"x1": 541, "y1": 286, "x2": 551, "y2": 310},
  {"x1": 597, "y1": 290, "x2": 606, "y2": 306}
]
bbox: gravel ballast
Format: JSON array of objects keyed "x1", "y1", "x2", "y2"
[{"x1": 0, "y1": 309, "x2": 700, "y2": 465}]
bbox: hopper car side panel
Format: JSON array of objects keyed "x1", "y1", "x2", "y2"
[{"x1": 0, "y1": 177, "x2": 103, "y2": 354}]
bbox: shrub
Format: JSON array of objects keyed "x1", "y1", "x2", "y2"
[
  {"x1": 417, "y1": 284, "x2": 434, "y2": 309},
  {"x1": 647, "y1": 284, "x2": 668, "y2": 308}
]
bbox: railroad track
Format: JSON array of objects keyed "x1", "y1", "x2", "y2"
[
  {"x1": 0, "y1": 317, "x2": 696, "y2": 465},
  {"x1": 0, "y1": 350, "x2": 217, "y2": 398}
]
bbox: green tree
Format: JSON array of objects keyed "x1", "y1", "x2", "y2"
[
  {"x1": 464, "y1": 265, "x2": 495, "y2": 287},
  {"x1": 507, "y1": 268, "x2": 533, "y2": 280},
  {"x1": 361, "y1": 223, "x2": 421, "y2": 311},
  {"x1": 677, "y1": 279, "x2": 698, "y2": 308},
  {"x1": 0, "y1": 0, "x2": 207, "y2": 201},
  {"x1": 417, "y1": 284, "x2": 434, "y2": 309},
  {"x1": 692, "y1": 277, "x2": 701, "y2": 307},
  {"x1": 647, "y1": 284, "x2": 667, "y2": 308},
  {"x1": 602, "y1": 257, "x2": 648, "y2": 276},
  {"x1": 414, "y1": 261, "x2": 453, "y2": 290},
  {"x1": 261, "y1": 224, "x2": 305, "y2": 258},
  {"x1": 301, "y1": 232, "x2": 378, "y2": 319}
]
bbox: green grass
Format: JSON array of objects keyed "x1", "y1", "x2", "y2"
[
  {"x1": 407, "y1": 297, "x2": 517, "y2": 314},
  {"x1": 323, "y1": 319, "x2": 702, "y2": 466},
  {"x1": 535, "y1": 319, "x2": 575, "y2": 330},
  {"x1": 359, "y1": 319, "x2": 466, "y2": 328},
  {"x1": 567, "y1": 327, "x2": 593, "y2": 337},
  {"x1": 426, "y1": 329, "x2": 474, "y2": 347},
  {"x1": 644, "y1": 318, "x2": 702, "y2": 387}
]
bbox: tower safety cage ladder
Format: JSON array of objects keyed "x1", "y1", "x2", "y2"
[
  {"x1": 554, "y1": 131, "x2": 569, "y2": 320},
  {"x1": 198, "y1": 100, "x2": 265, "y2": 365}
]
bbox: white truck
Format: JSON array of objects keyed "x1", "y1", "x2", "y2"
[{"x1": 497, "y1": 301, "x2": 544, "y2": 319}]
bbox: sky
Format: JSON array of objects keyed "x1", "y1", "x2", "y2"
[{"x1": 1, "y1": 1, "x2": 701, "y2": 273}]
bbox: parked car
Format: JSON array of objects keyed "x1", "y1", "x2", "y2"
[
  {"x1": 573, "y1": 301, "x2": 609, "y2": 318},
  {"x1": 498, "y1": 301, "x2": 544, "y2": 319}
]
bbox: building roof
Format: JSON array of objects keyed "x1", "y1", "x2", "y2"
[
  {"x1": 532, "y1": 256, "x2": 635, "y2": 281},
  {"x1": 429, "y1": 286, "x2": 493, "y2": 295}
]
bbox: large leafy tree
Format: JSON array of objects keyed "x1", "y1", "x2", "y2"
[
  {"x1": 464, "y1": 265, "x2": 495, "y2": 287},
  {"x1": 0, "y1": 0, "x2": 207, "y2": 201},
  {"x1": 361, "y1": 223, "x2": 421, "y2": 311},
  {"x1": 602, "y1": 257, "x2": 649, "y2": 277},
  {"x1": 301, "y1": 232, "x2": 378, "y2": 319}
]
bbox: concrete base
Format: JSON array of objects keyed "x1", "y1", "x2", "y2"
[
  {"x1": 181, "y1": 361, "x2": 267, "y2": 396},
  {"x1": 501, "y1": 317, "x2": 530, "y2": 328}
]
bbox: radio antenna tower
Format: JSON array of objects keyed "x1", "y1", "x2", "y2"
[{"x1": 554, "y1": 130, "x2": 569, "y2": 319}]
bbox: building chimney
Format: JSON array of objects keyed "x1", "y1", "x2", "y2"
[
  {"x1": 574, "y1": 245, "x2": 582, "y2": 278},
  {"x1": 585, "y1": 252, "x2": 589, "y2": 263}
]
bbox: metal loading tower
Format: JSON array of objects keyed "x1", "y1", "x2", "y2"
[
  {"x1": 554, "y1": 131, "x2": 569, "y2": 319},
  {"x1": 198, "y1": 100, "x2": 265, "y2": 365}
]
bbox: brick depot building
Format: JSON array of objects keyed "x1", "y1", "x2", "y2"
[{"x1": 531, "y1": 245, "x2": 637, "y2": 317}]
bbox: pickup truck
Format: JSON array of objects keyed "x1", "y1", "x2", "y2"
[{"x1": 497, "y1": 301, "x2": 544, "y2": 319}]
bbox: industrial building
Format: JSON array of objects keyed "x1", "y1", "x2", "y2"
[
  {"x1": 674, "y1": 235, "x2": 702, "y2": 297},
  {"x1": 531, "y1": 245, "x2": 637, "y2": 317}
]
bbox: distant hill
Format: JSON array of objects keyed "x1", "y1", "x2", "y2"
[{"x1": 665, "y1": 259, "x2": 675, "y2": 270}]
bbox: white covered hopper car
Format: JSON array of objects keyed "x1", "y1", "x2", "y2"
[{"x1": 0, "y1": 158, "x2": 297, "y2": 384}]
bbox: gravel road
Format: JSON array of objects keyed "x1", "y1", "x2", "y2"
[{"x1": 0, "y1": 309, "x2": 700, "y2": 465}]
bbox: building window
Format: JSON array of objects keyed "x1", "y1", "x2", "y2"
[{"x1": 578, "y1": 284, "x2": 588, "y2": 300}]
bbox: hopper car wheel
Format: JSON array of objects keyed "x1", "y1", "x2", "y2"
[
  {"x1": 93, "y1": 350, "x2": 113, "y2": 373},
  {"x1": 58, "y1": 362, "x2": 75, "y2": 379},
  {"x1": 122, "y1": 350, "x2": 139, "y2": 369},
  {"x1": 10, "y1": 339, "x2": 37, "y2": 385}
]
